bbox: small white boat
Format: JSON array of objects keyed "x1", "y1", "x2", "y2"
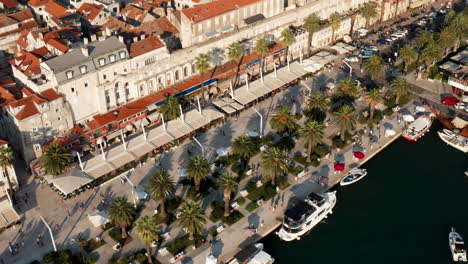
[
  {"x1": 402, "y1": 115, "x2": 432, "y2": 142},
  {"x1": 465, "y1": 170, "x2": 468, "y2": 177},
  {"x1": 438, "y1": 131, "x2": 468, "y2": 153},
  {"x1": 340, "y1": 168, "x2": 368, "y2": 186},
  {"x1": 449, "y1": 227, "x2": 467, "y2": 262}
]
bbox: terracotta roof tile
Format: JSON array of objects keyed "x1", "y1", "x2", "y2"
[
  {"x1": 45, "y1": 1, "x2": 68, "y2": 18},
  {"x1": 129, "y1": 35, "x2": 165, "y2": 57},
  {"x1": 128, "y1": 17, "x2": 178, "y2": 37},
  {"x1": 40, "y1": 88, "x2": 62, "y2": 101},
  {"x1": 29, "y1": 0, "x2": 49, "y2": 6},
  {"x1": 46, "y1": 38, "x2": 68, "y2": 53},
  {"x1": 4, "y1": 88, "x2": 62, "y2": 120},
  {"x1": 0, "y1": 138, "x2": 7, "y2": 146},
  {"x1": 0, "y1": 20, "x2": 38, "y2": 38},
  {"x1": 17, "y1": 30, "x2": 29, "y2": 49},
  {"x1": 0, "y1": 86, "x2": 16, "y2": 105},
  {"x1": 77, "y1": 3, "x2": 104, "y2": 21},
  {"x1": 182, "y1": 0, "x2": 259, "y2": 23},
  {"x1": 0, "y1": 0, "x2": 19, "y2": 9},
  {"x1": 8, "y1": 9, "x2": 34, "y2": 22}
]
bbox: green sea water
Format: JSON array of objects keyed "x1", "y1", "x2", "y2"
[{"x1": 263, "y1": 121, "x2": 468, "y2": 263}]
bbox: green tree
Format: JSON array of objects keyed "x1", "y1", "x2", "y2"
[
  {"x1": 299, "y1": 121, "x2": 325, "y2": 162},
  {"x1": 269, "y1": 106, "x2": 298, "y2": 134},
  {"x1": 255, "y1": 38, "x2": 270, "y2": 72},
  {"x1": 337, "y1": 76, "x2": 358, "y2": 98},
  {"x1": 227, "y1": 42, "x2": 243, "y2": 86},
  {"x1": 146, "y1": 169, "x2": 175, "y2": 217},
  {"x1": 421, "y1": 42, "x2": 441, "y2": 72},
  {"x1": 329, "y1": 12, "x2": 341, "y2": 42},
  {"x1": 448, "y1": 12, "x2": 467, "y2": 51},
  {"x1": 260, "y1": 147, "x2": 288, "y2": 186},
  {"x1": 361, "y1": 2, "x2": 378, "y2": 28},
  {"x1": 444, "y1": 10, "x2": 456, "y2": 25},
  {"x1": 177, "y1": 201, "x2": 206, "y2": 240},
  {"x1": 331, "y1": 105, "x2": 357, "y2": 140},
  {"x1": 0, "y1": 146, "x2": 15, "y2": 197},
  {"x1": 39, "y1": 143, "x2": 71, "y2": 176},
  {"x1": 414, "y1": 30, "x2": 433, "y2": 49},
  {"x1": 303, "y1": 14, "x2": 321, "y2": 56},
  {"x1": 160, "y1": 96, "x2": 181, "y2": 121},
  {"x1": 108, "y1": 197, "x2": 136, "y2": 239},
  {"x1": 363, "y1": 54, "x2": 385, "y2": 80},
  {"x1": 437, "y1": 28, "x2": 454, "y2": 56},
  {"x1": 398, "y1": 44, "x2": 418, "y2": 73},
  {"x1": 231, "y1": 135, "x2": 258, "y2": 161},
  {"x1": 280, "y1": 28, "x2": 294, "y2": 65},
  {"x1": 364, "y1": 89, "x2": 383, "y2": 121},
  {"x1": 186, "y1": 155, "x2": 210, "y2": 192},
  {"x1": 217, "y1": 173, "x2": 238, "y2": 216},
  {"x1": 304, "y1": 92, "x2": 329, "y2": 121},
  {"x1": 390, "y1": 76, "x2": 410, "y2": 105},
  {"x1": 135, "y1": 216, "x2": 160, "y2": 264}
]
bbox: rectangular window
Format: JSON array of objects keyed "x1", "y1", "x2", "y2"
[
  {"x1": 99, "y1": 58, "x2": 106, "y2": 66},
  {"x1": 66, "y1": 71, "x2": 74, "y2": 79},
  {"x1": 84, "y1": 82, "x2": 88, "y2": 87},
  {"x1": 79, "y1": 65, "x2": 87, "y2": 74},
  {"x1": 58, "y1": 116, "x2": 62, "y2": 121},
  {"x1": 109, "y1": 54, "x2": 116, "y2": 63},
  {"x1": 56, "y1": 108, "x2": 60, "y2": 113},
  {"x1": 119, "y1": 51, "x2": 126, "y2": 59},
  {"x1": 103, "y1": 74, "x2": 107, "y2": 80},
  {"x1": 105, "y1": 90, "x2": 110, "y2": 103}
]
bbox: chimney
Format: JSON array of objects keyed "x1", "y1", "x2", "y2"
[
  {"x1": 38, "y1": 32, "x2": 44, "y2": 39},
  {"x1": 81, "y1": 47, "x2": 89, "y2": 57},
  {"x1": 118, "y1": 35, "x2": 124, "y2": 43},
  {"x1": 91, "y1": 34, "x2": 97, "y2": 42},
  {"x1": 105, "y1": 27, "x2": 111, "y2": 37},
  {"x1": 133, "y1": 36, "x2": 138, "y2": 43},
  {"x1": 83, "y1": 37, "x2": 89, "y2": 45},
  {"x1": 141, "y1": 34, "x2": 146, "y2": 40}
]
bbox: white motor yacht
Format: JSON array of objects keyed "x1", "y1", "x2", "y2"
[
  {"x1": 340, "y1": 168, "x2": 368, "y2": 186},
  {"x1": 449, "y1": 227, "x2": 467, "y2": 262},
  {"x1": 228, "y1": 243, "x2": 274, "y2": 264},
  {"x1": 438, "y1": 130, "x2": 468, "y2": 153},
  {"x1": 276, "y1": 192, "x2": 336, "y2": 241},
  {"x1": 402, "y1": 115, "x2": 432, "y2": 141}
]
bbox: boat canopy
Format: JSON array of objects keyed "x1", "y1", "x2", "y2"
[
  {"x1": 284, "y1": 201, "x2": 315, "y2": 226},
  {"x1": 410, "y1": 117, "x2": 430, "y2": 132}
]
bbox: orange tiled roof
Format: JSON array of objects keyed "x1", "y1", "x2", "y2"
[
  {"x1": 8, "y1": 9, "x2": 34, "y2": 22},
  {"x1": 77, "y1": 3, "x2": 104, "y2": 21},
  {"x1": 0, "y1": 138, "x2": 7, "y2": 146},
  {"x1": 29, "y1": 0, "x2": 49, "y2": 6},
  {"x1": 129, "y1": 35, "x2": 165, "y2": 57},
  {"x1": 45, "y1": 1, "x2": 68, "y2": 18},
  {"x1": 17, "y1": 30, "x2": 29, "y2": 49},
  {"x1": 46, "y1": 38, "x2": 68, "y2": 53},
  {"x1": 9, "y1": 48, "x2": 51, "y2": 77},
  {"x1": 128, "y1": 17, "x2": 178, "y2": 37},
  {"x1": 0, "y1": 86, "x2": 16, "y2": 106},
  {"x1": 0, "y1": 0, "x2": 19, "y2": 9},
  {"x1": 0, "y1": 20, "x2": 37, "y2": 37},
  {"x1": 0, "y1": 16, "x2": 18, "y2": 27},
  {"x1": 4, "y1": 88, "x2": 61, "y2": 120},
  {"x1": 121, "y1": 4, "x2": 150, "y2": 22},
  {"x1": 182, "y1": 0, "x2": 259, "y2": 23}
]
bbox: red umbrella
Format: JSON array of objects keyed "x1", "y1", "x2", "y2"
[
  {"x1": 334, "y1": 163, "x2": 345, "y2": 171},
  {"x1": 354, "y1": 152, "x2": 365, "y2": 159}
]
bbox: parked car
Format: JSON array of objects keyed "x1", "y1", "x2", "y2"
[
  {"x1": 454, "y1": 102, "x2": 466, "y2": 109},
  {"x1": 359, "y1": 51, "x2": 373, "y2": 59},
  {"x1": 344, "y1": 55, "x2": 360, "y2": 62},
  {"x1": 377, "y1": 39, "x2": 391, "y2": 45},
  {"x1": 442, "y1": 96, "x2": 460, "y2": 106},
  {"x1": 389, "y1": 35, "x2": 400, "y2": 41}
]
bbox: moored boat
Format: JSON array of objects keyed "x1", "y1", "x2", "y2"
[
  {"x1": 402, "y1": 115, "x2": 432, "y2": 141},
  {"x1": 228, "y1": 243, "x2": 274, "y2": 264},
  {"x1": 449, "y1": 227, "x2": 467, "y2": 262},
  {"x1": 276, "y1": 192, "x2": 336, "y2": 241},
  {"x1": 340, "y1": 168, "x2": 368, "y2": 186},
  {"x1": 437, "y1": 130, "x2": 468, "y2": 153}
]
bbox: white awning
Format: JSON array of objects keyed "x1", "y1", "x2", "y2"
[
  {"x1": 403, "y1": 115, "x2": 415, "y2": 122},
  {"x1": 88, "y1": 211, "x2": 110, "y2": 227}
]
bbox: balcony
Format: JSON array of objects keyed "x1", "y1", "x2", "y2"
[{"x1": 448, "y1": 77, "x2": 468, "y2": 92}]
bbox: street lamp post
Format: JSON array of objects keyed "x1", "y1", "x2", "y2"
[
  {"x1": 192, "y1": 136, "x2": 205, "y2": 157},
  {"x1": 122, "y1": 174, "x2": 137, "y2": 209},
  {"x1": 342, "y1": 60, "x2": 352, "y2": 77},
  {"x1": 252, "y1": 107, "x2": 263, "y2": 138},
  {"x1": 40, "y1": 216, "x2": 57, "y2": 251}
]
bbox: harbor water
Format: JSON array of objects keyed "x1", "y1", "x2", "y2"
[{"x1": 263, "y1": 121, "x2": 467, "y2": 263}]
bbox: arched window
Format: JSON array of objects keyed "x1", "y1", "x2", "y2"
[
  {"x1": 175, "y1": 70, "x2": 180, "y2": 81},
  {"x1": 183, "y1": 67, "x2": 188, "y2": 77}
]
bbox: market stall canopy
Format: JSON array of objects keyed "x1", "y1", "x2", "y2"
[
  {"x1": 385, "y1": 129, "x2": 396, "y2": 137},
  {"x1": 403, "y1": 115, "x2": 415, "y2": 122},
  {"x1": 88, "y1": 210, "x2": 110, "y2": 227},
  {"x1": 334, "y1": 163, "x2": 345, "y2": 171},
  {"x1": 354, "y1": 152, "x2": 365, "y2": 159},
  {"x1": 415, "y1": 106, "x2": 426, "y2": 113}
]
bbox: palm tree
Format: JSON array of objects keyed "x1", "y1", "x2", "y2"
[
  {"x1": 299, "y1": 121, "x2": 325, "y2": 162},
  {"x1": 227, "y1": 42, "x2": 243, "y2": 86},
  {"x1": 160, "y1": 96, "x2": 181, "y2": 121},
  {"x1": 437, "y1": 28, "x2": 454, "y2": 56},
  {"x1": 260, "y1": 147, "x2": 288, "y2": 186},
  {"x1": 363, "y1": 54, "x2": 385, "y2": 80},
  {"x1": 414, "y1": 30, "x2": 433, "y2": 49},
  {"x1": 361, "y1": 2, "x2": 378, "y2": 28},
  {"x1": 39, "y1": 143, "x2": 71, "y2": 176},
  {"x1": 146, "y1": 169, "x2": 175, "y2": 217},
  {"x1": 331, "y1": 105, "x2": 357, "y2": 141},
  {"x1": 329, "y1": 12, "x2": 341, "y2": 42},
  {"x1": 254, "y1": 38, "x2": 270, "y2": 73},
  {"x1": 444, "y1": 10, "x2": 457, "y2": 26},
  {"x1": 135, "y1": 216, "x2": 160, "y2": 264},
  {"x1": 390, "y1": 76, "x2": 409, "y2": 105},
  {"x1": 108, "y1": 196, "x2": 136, "y2": 239},
  {"x1": 280, "y1": 28, "x2": 294, "y2": 65},
  {"x1": 421, "y1": 42, "x2": 441, "y2": 72},
  {"x1": 306, "y1": 92, "x2": 329, "y2": 111},
  {"x1": 398, "y1": 44, "x2": 418, "y2": 73},
  {"x1": 195, "y1": 53, "x2": 211, "y2": 98},
  {"x1": 303, "y1": 14, "x2": 321, "y2": 56},
  {"x1": 448, "y1": 13, "x2": 467, "y2": 51},
  {"x1": 364, "y1": 89, "x2": 383, "y2": 121},
  {"x1": 0, "y1": 146, "x2": 15, "y2": 197},
  {"x1": 217, "y1": 173, "x2": 238, "y2": 216},
  {"x1": 231, "y1": 135, "x2": 258, "y2": 161},
  {"x1": 177, "y1": 201, "x2": 206, "y2": 240},
  {"x1": 186, "y1": 155, "x2": 210, "y2": 192},
  {"x1": 269, "y1": 106, "x2": 298, "y2": 134},
  {"x1": 337, "y1": 76, "x2": 358, "y2": 98}
]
